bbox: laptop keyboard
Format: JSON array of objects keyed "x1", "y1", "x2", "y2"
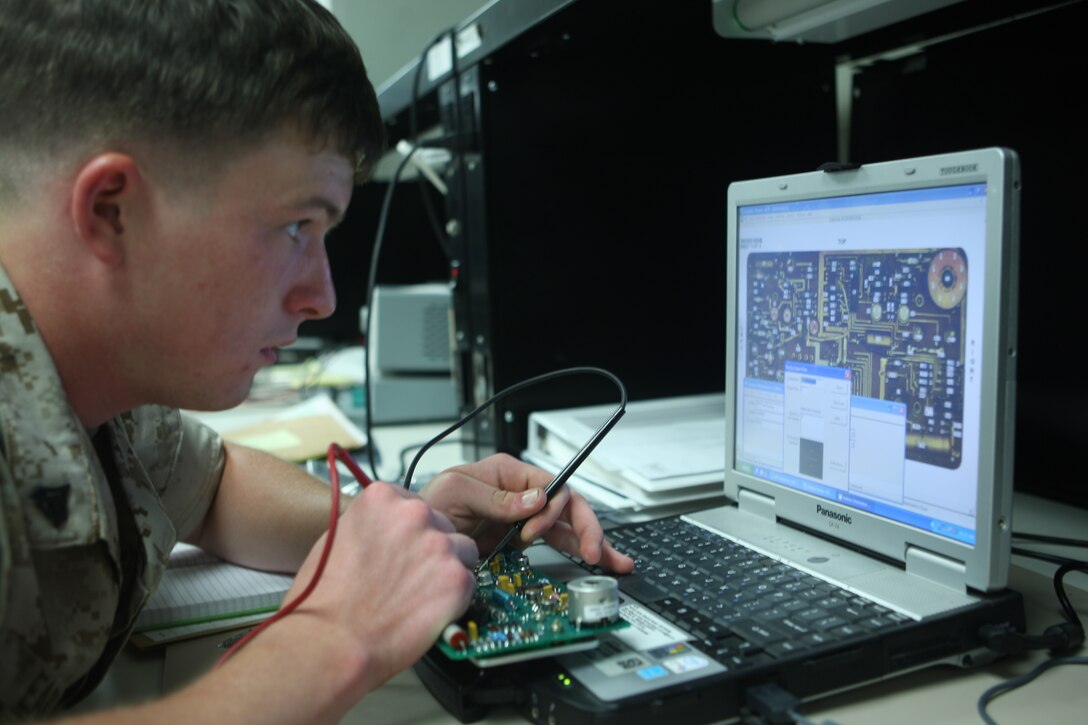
[{"x1": 583, "y1": 517, "x2": 911, "y2": 669}]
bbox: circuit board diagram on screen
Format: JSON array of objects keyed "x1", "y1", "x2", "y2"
[{"x1": 745, "y1": 248, "x2": 967, "y2": 470}]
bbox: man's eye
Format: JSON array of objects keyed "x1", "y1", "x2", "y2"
[{"x1": 285, "y1": 221, "x2": 305, "y2": 241}]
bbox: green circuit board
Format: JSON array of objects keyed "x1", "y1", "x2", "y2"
[{"x1": 436, "y1": 551, "x2": 628, "y2": 662}]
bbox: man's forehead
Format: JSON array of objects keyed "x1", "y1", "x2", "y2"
[{"x1": 219, "y1": 131, "x2": 354, "y2": 200}]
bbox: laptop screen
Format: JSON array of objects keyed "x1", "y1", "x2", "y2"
[
  {"x1": 734, "y1": 183, "x2": 986, "y2": 544},
  {"x1": 725, "y1": 149, "x2": 1019, "y2": 588}
]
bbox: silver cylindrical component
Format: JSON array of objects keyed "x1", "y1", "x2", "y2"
[{"x1": 566, "y1": 576, "x2": 620, "y2": 626}]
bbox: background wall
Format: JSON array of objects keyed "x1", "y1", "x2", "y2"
[{"x1": 329, "y1": 0, "x2": 489, "y2": 89}]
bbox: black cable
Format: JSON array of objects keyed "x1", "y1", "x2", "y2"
[
  {"x1": 397, "y1": 437, "x2": 470, "y2": 484},
  {"x1": 1012, "y1": 532, "x2": 1088, "y2": 548},
  {"x1": 362, "y1": 148, "x2": 417, "y2": 479},
  {"x1": 402, "y1": 366, "x2": 627, "y2": 490},
  {"x1": 744, "y1": 682, "x2": 840, "y2": 725},
  {"x1": 1053, "y1": 561, "x2": 1088, "y2": 633},
  {"x1": 1011, "y1": 547, "x2": 1088, "y2": 568},
  {"x1": 1007, "y1": 548, "x2": 1087, "y2": 632},
  {"x1": 977, "y1": 656, "x2": 1088, "y2": 725},
  {"x1": 974, "y1": 554, "x2": 1088, "y2": 722},
  {"x1": 980, "y1": 551, "x2": 1085, "y2": 659}
]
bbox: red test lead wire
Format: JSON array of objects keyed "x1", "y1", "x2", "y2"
[{"x1": 214, "y1": 442, "x2": 372, "y2": 667}]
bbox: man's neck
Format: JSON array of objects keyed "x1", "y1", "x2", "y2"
[{"x1": 1, "y1": 238, "x2": 138, "y2": 429}]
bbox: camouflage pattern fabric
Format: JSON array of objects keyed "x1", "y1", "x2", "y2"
[{"x1": 0, "y1": 263, "x2": 225, "y2": 720}]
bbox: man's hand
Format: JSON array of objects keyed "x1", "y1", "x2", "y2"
[
  {"x1": 419, "y1": 454, "x2": 635, "y2": 574},
  {"x1": 279, "y1": 482, "x2": 478, "y2": 696}
]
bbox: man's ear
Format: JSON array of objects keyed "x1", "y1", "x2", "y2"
[{"x1": 70, "y1": 153, "x2": 144, "y2": 267}]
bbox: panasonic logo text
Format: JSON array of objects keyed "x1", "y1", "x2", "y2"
[
  {"x1": 816, "y1": 505, "x2": 852, "y2": 525},
  {"x1": 940, "y1": 163, "x2": 978, "y2": 175}
]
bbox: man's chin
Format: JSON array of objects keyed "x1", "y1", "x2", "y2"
[{"x1": 176, "y1": 380, "x2": 256, "y2": 413}]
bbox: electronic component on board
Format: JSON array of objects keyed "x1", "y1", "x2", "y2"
[
  {"x1": 435, "y1": 552, "x2": 628, "y2": 667},
  {"x1": 566, "y1": 576, "x2": 620, "y2": 626},
  {"x1": 441, "y1": 623, "x2": 469, "y2": 651}
]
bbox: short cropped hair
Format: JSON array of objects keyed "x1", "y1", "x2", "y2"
[{"x1": 0, "y1": 0, "x2": 385, "y2": 201}]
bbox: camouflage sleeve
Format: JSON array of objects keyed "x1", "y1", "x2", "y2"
[
  {"x1": 0, "y1": 455, "x2": 18, "y2": 635},
  {"x1": 168, "y1": 413, "x2": 226, "y2": 542},
  {"x1": 118, "y1": 406, "x2": 226, "y2": 543}
]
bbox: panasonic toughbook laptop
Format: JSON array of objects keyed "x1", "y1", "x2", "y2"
[{"x1": 449, "y1": 148, "x2": 1024, "y2": 724}]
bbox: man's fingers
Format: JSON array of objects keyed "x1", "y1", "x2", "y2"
[
  {"x1": 599, "y1": 540, "x2": 636, "y2": 574},
  {"x1": 360, "y1": 481, "x2": 457, "y2": 533},
  {"x1": 490, "y1": 483, "x2": 552, "y2": 523},
  {"x1": 546, "y1": 490, "x2": 603, "y2": 554},
  {"x1": 517, "y1": 485, "x2": 571, "y2": 541},
  {"x1": 448, "y1": 532, "x2": 480, "y2": 569},
  {"x1": 419, "y1": 455, "x2": 633, "y2": 574}
]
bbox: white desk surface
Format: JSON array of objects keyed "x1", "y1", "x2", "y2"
[{"x1": 68, "y1": 414, "x2": 1088, "y2": 724}]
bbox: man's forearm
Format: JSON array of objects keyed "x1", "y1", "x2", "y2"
[
  {"x1": 49, "y1": 614, "x2": 370, "y2": 725},
  {"x1": 189, "y1": 443, "x2": 350, "y2": 573}
]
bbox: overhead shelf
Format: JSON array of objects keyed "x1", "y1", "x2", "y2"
[
  {"x1": 712, "y1": 0, "x2": 965, "y2": 43},
  {"x1": 375, "y1": 0, "x2": 575, "y2": 121}
]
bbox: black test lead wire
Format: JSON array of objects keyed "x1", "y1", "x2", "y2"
[{"x1": 400, "y1": 366, "x2": 627, "y2": 571}]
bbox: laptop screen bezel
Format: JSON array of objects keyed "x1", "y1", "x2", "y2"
[{"x1": 723, "y1": 148, "x2": 1019, "y2": 592}]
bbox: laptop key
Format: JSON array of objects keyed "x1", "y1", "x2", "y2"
[
  {"x1": 828, "y1": 623, "x2": 868, "y2": 640},
  {"x1": 726, "y1": 651, "x2": 775, "y2": 670},
  {"x1": 729, "y1": 618, "x2": 789, "y2": 647},
  {"x1": 683, "y1": 612, "x2": 713, "y2": 630},
  {"x1": 669, "y1": 605, "x2": 694, "y2": 621},
  {"x1": 779, "y1": 617, "x2": 811, "y2": 637},
  {"x1": 702, "y1": 622, "x2": 730, "y2": 639},
  {"x1": 711, "y1": 608, "x2": 745, "y2": 626},
  {"x1": 840, "y1": 605, "x2": 867, "y2": 621},
  {"x1": 813, "y1": 596, "x2": 848, "y2": 611},
  {"x1": 862, "y1": 615, "x2": 901, "y2": 630},
  {"x1": 791, "y1": 607, "x2": 831, "y2": 625},
  {"x1": 737, "y1": 597, "x2": 776, "y2": 615},
  {"x1": 618, "y1": 575, "x2": 668, "y2": 603},
  {"x1": 810, "y1": 615, "x2": 848, "y2": 631},
  {"x1": 766, "y1": 640, "x2": 809, "y2": 658},
  {"x1": 714, "y1": 641, "x2": 762, "y2": 664},
  {"x1": 801, "y1": 632, "x2": 833, "y2": 648}
]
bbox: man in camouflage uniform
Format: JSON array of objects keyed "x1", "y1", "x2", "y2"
[{"x1": 0, "y1": 1, "x2": 633, "y2": 722}]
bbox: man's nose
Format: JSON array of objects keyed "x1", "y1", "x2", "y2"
[{"x1": 287, "y1": 239, "x2": 337, "y2": 320}]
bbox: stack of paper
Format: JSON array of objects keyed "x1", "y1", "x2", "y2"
[
  {"x1": 186, "y1": 393, "x2": 367, "y2": 463},
  {"x1": 522, "y1": 393, "x2": 728, "y2": 522},
  {"x1": 131, "y1": 544, "x2": 293, "y2": 647}
]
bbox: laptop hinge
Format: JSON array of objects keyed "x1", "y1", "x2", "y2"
[
  {"x1": 905, "y1": 545, "x2": 967, "y2": 593},
  {"x1": 737, "y1": 488, "x2": 776, "y2": 522}
]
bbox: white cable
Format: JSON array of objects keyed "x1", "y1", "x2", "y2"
[{"x1": 395, "y1": 139, "x2": 450, "y2": 195}]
